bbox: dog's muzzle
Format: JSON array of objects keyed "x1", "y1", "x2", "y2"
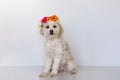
[{"x1": 50, "y1": 29, "x2": 54, "y2": 35}]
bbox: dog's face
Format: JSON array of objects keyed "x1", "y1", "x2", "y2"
[{"x1": 40, "y1": 21, "x2": 64, "y2": 38}]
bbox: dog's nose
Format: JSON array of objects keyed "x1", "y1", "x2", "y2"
[{"x1": 50, "y1": 29, "x2": 54, "y2": 35}]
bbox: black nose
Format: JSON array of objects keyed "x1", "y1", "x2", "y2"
[{"x1": 50, "y1": 30, "x2": 54, "y2": 35}]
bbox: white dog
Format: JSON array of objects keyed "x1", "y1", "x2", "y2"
[{"x1": 39, "y1": 16, "x2": 76, "y2": 77}]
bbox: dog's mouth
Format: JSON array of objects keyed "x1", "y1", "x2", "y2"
[{"x1": 50, "y1": 33, "x2": 54, "y2": 35}]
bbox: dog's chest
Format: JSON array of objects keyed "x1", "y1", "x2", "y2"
[{"x1": 45, "y1": 39, "x2": 62, "y2": 52}]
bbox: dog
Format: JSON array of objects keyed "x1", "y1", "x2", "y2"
[{"x1": 39, "y1": 15, "x2": 76, "y2": 77}]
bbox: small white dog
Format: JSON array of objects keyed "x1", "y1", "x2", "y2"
[{"x1": 39, "y1": 15, "x2": 76, "y2": 77}]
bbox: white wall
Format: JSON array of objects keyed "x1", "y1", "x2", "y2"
[{"x1": 0, "y1": 0, "x2": 120, "y2": 66}]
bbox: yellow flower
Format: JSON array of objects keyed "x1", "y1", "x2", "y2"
[{"x1": 50, "y1": 15, "x2": 59, "y2": 22}]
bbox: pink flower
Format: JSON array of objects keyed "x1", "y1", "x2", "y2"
[{"x1": 41, "y1": 17, "x2": 47, "y2": 23}]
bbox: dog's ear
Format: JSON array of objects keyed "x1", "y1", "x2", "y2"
[
  {"x1": 40, "y1": 28, "x2": 44, "y2": 36},
  {"x1": 39, "y1": 24, "x2": 44, "y2": 36},
  {"x1": 57, "y1": 22, "x2": 64, "y2": 37}
]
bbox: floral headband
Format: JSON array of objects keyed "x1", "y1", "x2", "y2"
[{"x1": 39, "y1": 15, "x2": 59, "y2": 29}]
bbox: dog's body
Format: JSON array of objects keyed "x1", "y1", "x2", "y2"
[{"x1": 40, "y1": 21, "x2": 76, "y2": 77}]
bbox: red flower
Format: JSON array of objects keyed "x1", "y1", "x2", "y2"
[{"x1": 41, "y1": 17, "x2": 47, "y2": 23}]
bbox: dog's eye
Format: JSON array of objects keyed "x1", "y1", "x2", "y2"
[
  {"x1": 46, "y1": 26, "x2": 49, "y2": 29},
  {"x1": 53, "y1": 25, "x2": 56, "y2": 28}
]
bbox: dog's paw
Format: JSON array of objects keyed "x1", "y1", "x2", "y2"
[
  {"x1": 70, "y1": 68, "x2": 77, "y2": 74},
  {"x1": 50, "y1": 72, "x2": 57, "y2": 77},
  {"x1": 39, "y1": 72, "x2": 49, "y2": 77}
]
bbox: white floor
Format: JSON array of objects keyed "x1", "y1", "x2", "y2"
[{"x1": 0, "y1": 66, "x2": 120, "y2": 80}]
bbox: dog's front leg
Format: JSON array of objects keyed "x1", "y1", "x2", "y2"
[
  {"x1": 40, "y1": 56, "x2": 52, "y2": 77},
  {"x1": 50, "y1": 55, "x2": 61, "y2": 77}
]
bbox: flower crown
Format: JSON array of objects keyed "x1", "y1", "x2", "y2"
[{"x1": 40, "y1": 15, "x2": 59, "y2": 28}]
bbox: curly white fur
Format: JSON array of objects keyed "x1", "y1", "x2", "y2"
[{"x1": 40, "y1": 21, "x2": 76, "y2": 77}]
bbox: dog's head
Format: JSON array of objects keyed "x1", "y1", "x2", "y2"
[
  {"x1": 40, "y1": 21, "x2": 64, "y2": 38},
  {"x1": 39, "y1": 15, "x2": 64, "y2": 39}
]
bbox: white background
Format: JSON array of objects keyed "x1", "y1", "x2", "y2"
[{"x1": 0, "y1": 0, "x2": 120, "y2": 66}]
